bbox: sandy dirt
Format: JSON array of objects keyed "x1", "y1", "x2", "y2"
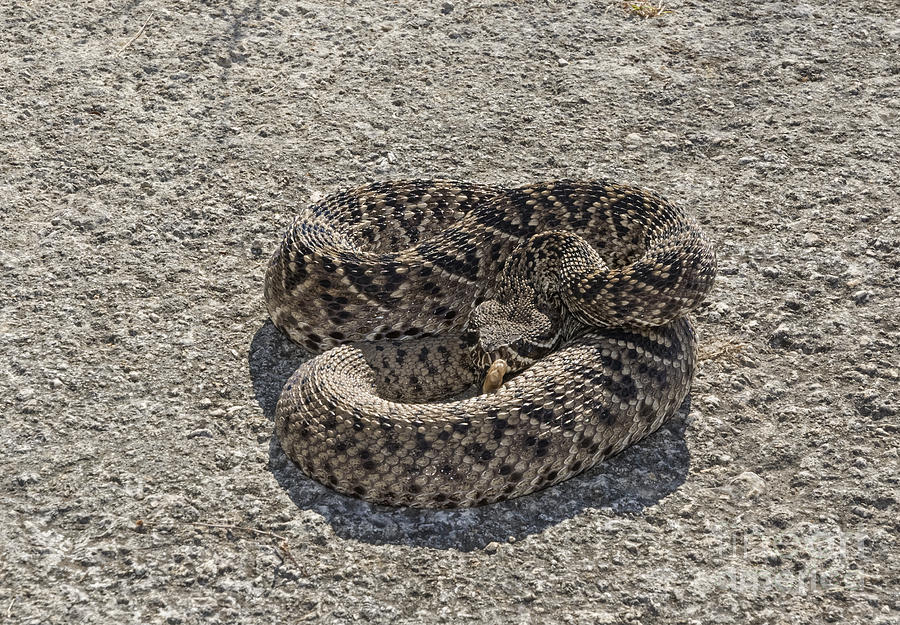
[{"x1": 1, "y1": 0, "x2": 898, "y2": 623}]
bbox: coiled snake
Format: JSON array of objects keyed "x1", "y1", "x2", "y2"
[{"x1": 265, "y1": 180, "x2": 716, "y2": 507}]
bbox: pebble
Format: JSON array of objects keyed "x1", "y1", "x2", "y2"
[
  {"x1": 802, "y1": 232, "x2": 820, "y2": 246},
  {"x1": 852, "y1": 290, "x2": 871, "y2": 304},
  {"x1": 557, "y1": 58, "x2": 569, "y2": 67},
  {"x1": 738, "y1": 155, "x2": 758, "y2": 165},
  {"x1": 729, "y1": 471, "x2": 767, "y2": 499},
  {"x1": 761, "y1": 266, "x2": 781, "y2": 278},
  {"x1": 703, "y1": 395, "x2": 721, "y2": 410},
  {"x1": 483, "y1": 541, "x2": 500, "y2": 554},
  {"x1": 440, "y1": 1, "x2": 454, "y2": 14}
]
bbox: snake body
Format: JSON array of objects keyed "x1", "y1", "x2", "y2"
[{"x1": 265, "y1": 180, "x2": 716, "y2": 507}]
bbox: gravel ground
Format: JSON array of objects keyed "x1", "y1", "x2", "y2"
[{"x1": 1, "y1": 0, "x2": 898, "y2": 623}]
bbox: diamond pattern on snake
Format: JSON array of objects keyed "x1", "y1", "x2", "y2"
[{"x1": 265, "y1": 179, "x2": 716, "y2": 508}]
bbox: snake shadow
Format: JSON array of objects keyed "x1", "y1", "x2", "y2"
[{"x1": 249, "y1": 322, "x2": 692, "y2": 552}]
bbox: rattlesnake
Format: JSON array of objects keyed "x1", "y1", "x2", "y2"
[{"x1": 265, "y1": 180, "x2": 716, "y2": 507}]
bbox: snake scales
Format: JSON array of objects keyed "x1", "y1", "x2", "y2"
[{"x1": 265, "y1": 180, "x2": 716, "y2": 507}]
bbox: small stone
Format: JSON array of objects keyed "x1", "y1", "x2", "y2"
[
  {"x1": 209, "y1": 409, "x2": 226, "y2": 418},
  {"x1": 200, "y1": 398, "x2": 213, "y2": 409},
  {"x1": 50, "y1": 378, "x2": 63, "y2": 389},
  {"x1": 703, "y1": 395, "x2": 721, "y2": 410},
  {"x1": 16, "y1": 472, "x2": 39, "y2": 486},
  {"x1": 738, "y1": 155, "x2": 758, "y2": 165},
  {"x1": 440, "y1": 1, "x2": 454, "y2": 14},
  {"x1": 852, "y1": 290, "x2": 871, "y2": 304},
  {"x1": 128, "y1": 371, "x2": 140, "y2": 382},
  {"x1": 483, "y1": 541, "x2": 500, "y2": 554},
  {"x1": 624, "y1": 132, "x2": 642, "y2": 145},
  {"x1": 802, "y1": 232, "x2": 820, "y2": 246},
  {"x1": 557, "y1": 58, "x2": 569, "y2": 66},
  {"x1": 729, "y1": 471, "x2": 766, "y2": 499},
  {"x1": 761, "y1": 266, "x2": 781, "y2": 278},
  {"x1": 850, "y1": 505, "x2": 873, "y2": 518},
  {"x1": 16, "y1": 388, "x2": 34, "y2": 402},
  {"x1": 188, "y1": 429, "x2": 214, "y2": 439}
]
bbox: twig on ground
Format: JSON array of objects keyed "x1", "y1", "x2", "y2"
[
  {"x1": 116, "y1": 15, "x2": 153, "y2": 57},
  {"x1": 188, "y1": 522, "x2": 300, "y2": 567}
]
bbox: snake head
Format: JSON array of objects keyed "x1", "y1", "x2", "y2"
[{"x1": 468, "y1": 284, "x2": 567, "y2": 375}]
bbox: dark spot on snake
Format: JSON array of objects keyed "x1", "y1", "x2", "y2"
[
  {"x1": 408, "y1": 483, "x2": 421, "y2": 494},
  {"x1": 320, "y1": 292, "x2": 333, "y2": 302},
  {"x1": 329, "y1": 331, "x2": 345, "y2": 341},
  {"x1": 439, "y1": 464, "x2": 454, "y2": 475},
  {"x1": 362, "y1": 460, "x2": 376, "y2": 471},
  {"x1": 335, "y1": 296, "x2": 349, "y2": 305},
  {"x1": 318, "y1": 279, "x2": 332, "y2": 289},
  {"x1": 602, "y1": 444, "x2": 614, "y2": 457},
  {"x1": 479, "y1": 449, "x2": 494, "y2": 462},
  {"x1": 453, "y1": 421, "x2": 470, "y2": 435},
  {"x1": 509, "y1": 471, "x2": 523, "y2": 482},
  {"x1": 476, "y1": 497, "x2": 490, "y2": 506},
  {"x1": 437, "y1": 430, "x2": 451, "y2": 442},
  {"x1": 322, "y1": 417, "x2": 337, "y2": 430},
  {"x1": 589, "y1": 442, "x2": 601, "y2": 454},
  {"x1": 327, "y1": 474, "x2": 338, "y2": 485},
  {"x1": 499, "y1": 464, "x2": 512, "y2": 476},
  {"x1": 358, "y1": 449, "x2": 371, "y2": 460},
  {"x1": 444, "y1": 309, "x2": 457, "y2": 320},
  {"x1": 385, "y1": 440, "x2": 401, "y2": 453},
  {"x1": 569, "y1": 460, "x2": 582, "y2": 472},
  {"x1": 545, "y1": 470, "x2": 558, "y2": 482},
  {"x1": 386, "y1": 330, "x2": 402, "y2": 339},
  {"x1": 433, "y1": 493, "x2": 447, "y2": 503},
  {"x1": 579, "y1": 436, "x2": 593, "y2": 448},
  {"x1": 334, "y1": 440, "x2": 348, "y2": 452},
  {"x1": 525, "y1": 436, "x2": 537, "y2": 447},
  {"x1": 503, "y1": 484, "x2": 515, "y2": 494},
  {"x1": 611, "y1": 376, "x2": 637, "y2": 401},
  {"x1": 596, "y1": 405, "x2": 616, "y2": 426},
  {"x1": 404, "y1": 327, "x2": 421, "y2": 336},
  {"x1": 416, "y1": 433, "x2": 431, "y2": 451},
  {"x1": 353, "y1": 485, "x2": 367, "y2": 496}
]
